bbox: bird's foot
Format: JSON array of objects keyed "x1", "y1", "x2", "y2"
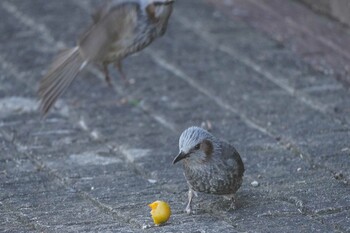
[
  {"x1": 229, "y1": 202, "x2": 237, "y2": 210},
  {"x1": 105, "y1": 74, "x2": 114, "y2": 87},
  {"x1": 114, "y1": 61, "x2": 135, "y2": 85},
  {"x1": 224, "y1": 194, "x2": 237, "y2": 210},
  {"x1": 98, "y1": 64, "x2": 114, "y2": 87},
  {"x1": 185, "y1": 205, "x2": 197, "y2": 214},
  {"x1": 185, "y1": 188, "x2": 197, "y2": 214}
]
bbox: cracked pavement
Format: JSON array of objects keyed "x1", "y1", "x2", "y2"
[{"x1": 0, "y1": 0, "x2": 349, "y2": 232}]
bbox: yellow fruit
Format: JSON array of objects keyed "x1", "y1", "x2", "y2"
[{"x1": 148, "y1": 200, "x2": 171, "y2": 225}]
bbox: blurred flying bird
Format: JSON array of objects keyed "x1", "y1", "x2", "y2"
[{"x1": 38, "y1": 0, "x2": 174, "y2": 115}]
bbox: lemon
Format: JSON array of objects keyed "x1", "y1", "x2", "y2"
[{"x1": 148, "y1": 200, "x2": 171, "y2": 225}]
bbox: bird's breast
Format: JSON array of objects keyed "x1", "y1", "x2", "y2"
[
  {"x1": 102, "y1": 18, "x2": 161, "y2": 63},
  {"x1": 184, "y1": 161, "x2": 243, "y2": 195}
]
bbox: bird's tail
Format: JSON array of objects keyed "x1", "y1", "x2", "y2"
[{"x1": 38, "y1": 47, "x2": 87, "y2": 116}]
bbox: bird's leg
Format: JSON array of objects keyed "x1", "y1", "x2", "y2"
[
  {"x1": 185, "y1": 188, "x2": 197, "y2": 214},
  {"x1": 100, "y1": 63, "x2": 113, "y2": 87},
  {"x1": 114, "y1": 61, "x2": 130, "y2": 84},
  {"x1": 224, "y1": 194, "x2": 236, "y2": 210}
]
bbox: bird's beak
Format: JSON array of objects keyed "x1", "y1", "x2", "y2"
[{"x1": 173, "y1": 151, "x2": 188, "y2": 164}]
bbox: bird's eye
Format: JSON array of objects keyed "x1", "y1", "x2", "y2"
[{"x1": 194, "y1": 143, "x2": 200, "y2": 150}]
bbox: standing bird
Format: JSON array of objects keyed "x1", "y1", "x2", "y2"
[
  {"x1": 173, "y1": 126, "x2": 245, "y2": 214},
  {"x1": 38, "y1": 0, "x2": 175, "y2": 115}
]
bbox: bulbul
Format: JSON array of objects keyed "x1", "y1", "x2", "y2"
[
  {"x1": 173, "y1": 126, "x2": 245, "y2": 214},
  {"x1": 38, "y1": 0, "x2": 174, "y2": 115}
]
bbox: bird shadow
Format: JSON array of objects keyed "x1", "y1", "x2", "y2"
[{"x1": 194, "y1": 189, "x2": 263, "y2": 216}]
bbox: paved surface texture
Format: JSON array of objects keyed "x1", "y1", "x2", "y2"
[{"x1": 0, "y1": 0, "x2": 349, "y2": 232}]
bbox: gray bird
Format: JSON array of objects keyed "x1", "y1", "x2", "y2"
[
  {"x1": 38, "y1": 0, "x2": 174, "y2": 115},
  {"x1": 173, "y1": 126, "x2": 245, "y2": 214}
]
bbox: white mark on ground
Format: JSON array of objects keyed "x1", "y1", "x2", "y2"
[
  {"x1": 148, "y1": 179, "x2": 157, "y2": 184},
  {"x1": 78, "y1": 118, "x2": 89, "y2": 131},
  {"x1": 0, "y1": 97, "x2": 37, "y2": 116},
  {"x1": 78, "y1": 118, "x2": 101, "y2": 140},
  {"x1": 69, "y1": 151, "x2": 122, "y2": 166},
  {"x1": 120, "y1": 147, "x2": 151, "y2": 163},
  {"x1": 31, "y1": 130, "x2": 73, "y2": 136},
  {"x1": 90, "y1": 130, "x2": 100, "y2": 140},
  {"x1": 53, "y1": 100, "x2": 70, "y2": 117}
]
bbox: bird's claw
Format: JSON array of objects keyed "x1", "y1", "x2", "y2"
[
  {"x1": 185, "y1": 206, "x2": 192, "y2": 214},
  {"x1": 229, "y1": 202, "x2": 237, "y2": 210}
]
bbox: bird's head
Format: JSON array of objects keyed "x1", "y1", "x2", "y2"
[
  {"x1": 142, "y1": 0, "x2": 174, "y2": 34},
  {"x1": 173, "y1": 126, "x2": 220, "y2": 165}
]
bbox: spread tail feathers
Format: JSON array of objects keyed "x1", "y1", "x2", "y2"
[{"x1": 38, "y1": 47, "x2": 87, "y2": 115}]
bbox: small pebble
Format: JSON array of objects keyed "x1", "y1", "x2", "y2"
[
  {"x1": 142, "y1": 224, "x2": 151, "y2": 229},
  {"x1": 148, "y1": 179, "x2": 157, "y2": 184},
  {"x1": 129, "y1": 78, "x2": 136, "y2": 85},
  {"x1": 201, "y1": 120, "x2": 213, "y2": 131},
  {"x1": 334, "y1": 172, "x2": 344, "y2": 180},
  {"x1": 251, "y1": 180, "x2": 259, "y2": 187},
  {"x1": 90, "y1": 130, "x2": 100, "y2": 140}
]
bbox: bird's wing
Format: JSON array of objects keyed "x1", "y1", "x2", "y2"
[
  {"x1": 78, "y1": 1, "x2": 139, "y2": 62},
  {"x1": 220, "y1": 141, "x2": 245, "y2": 176}
]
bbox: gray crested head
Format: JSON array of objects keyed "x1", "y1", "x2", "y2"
[
  {"x1": 108, "y1": 0, "x2": 174, "y2": 12},
  {"x1": 179, "y1": 127, "x2": 213, "y2": 152},
  {"x1": 173, "y1": 126, "x2": 220, "y2": 165}
]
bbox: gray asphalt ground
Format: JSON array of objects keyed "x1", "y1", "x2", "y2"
[{"x1": 0, "y1": 0, "x2": 349, "y2": 232}]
